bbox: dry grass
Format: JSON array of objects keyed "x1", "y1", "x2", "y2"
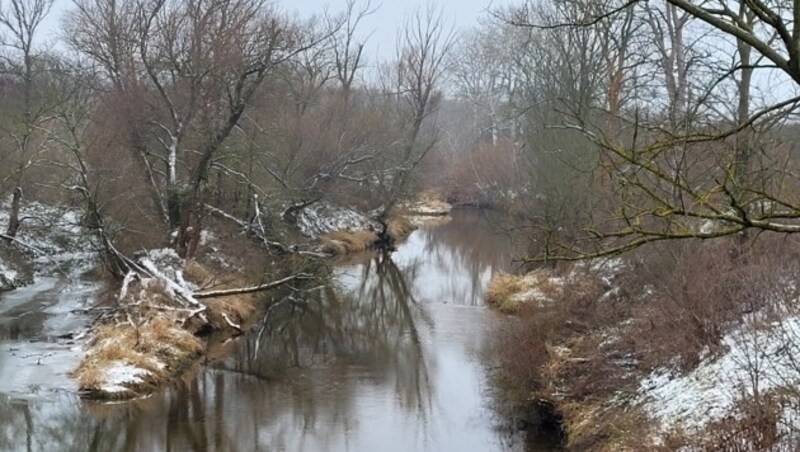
[
  {"x1": 205, "y1": 294, "x2": 257, "y2": 327},
  {"x1": 319, "y1": 230, "x2": 379, "y2": 255},
  {"x1": 661, "y1": 395, "x2": 783, "y2": 451},
  {"x1": 73, "y1": 258, "x2": 264, "y2": 399},
  {"x1": 485, "y1": 270, "x2": 565, "y2": 313},
  {"x1": 418, "y1": 189, "x2": 445, "y2": 202},
  {"x1": 315, "y1": 214, "x2": 417, "y2": 257},
  {"x1": 487, "y1": 264, "x2": 650, "y2": 449},
  {"x1": 183, "y1": 259, "x2": 214, "y2": 288},
  {"x1": 487, "y1": 235, "x2": 800, "y2": 449},
  {"x1": 72, "y1": 316, "x2": 204, "y2": 397},
  {"x1": 561, "y1": 401, "x2": 653, "y2": 451},
  {"x1": 486, "y1": 273, "x2": 528, "y2": 312},
  {"x1": 387, "y1": 215, "x2": 416, "y2": 243},
  {"x1": 400, "y1": 192, "x2": 454, "y2": 216}
]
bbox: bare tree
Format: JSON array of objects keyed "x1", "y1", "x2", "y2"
[
  {"x1": 0, "y1": 0, "x2": 54, "y2": 238},
  {"x1": 331, "y1": 0, "x2": 375, "y2": 103},
  {"x1": 373, "y1": 5, "x2": 455, "y2": 228},
  {"x1": 502, "y1": 0, "x2": 800, "y2": 261},
  {"x1": 67, "y1": 0, "x2": 335, "y2": 257},
  {"x1": 65, "y1": 0, "x2": 139, "y2": 91},
  {"x1": 450, "y1": 23, "x2": 516, "y2": 146},
  {"x1": 645, "y1": 1, "x2": 692, "y2": 125}
]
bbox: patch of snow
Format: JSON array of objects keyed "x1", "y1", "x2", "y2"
[
  {"x1": 140, "y1": 248, "x2": 184, "y2": 281},
  {"x1": 199, "y1": 229, "x2": 215, "y2": 246},
  {"x1": 407, "y1": 215, "x2": 452, "y2": 228},
  {"x1": 99, "y1": 361, "x2": 153, "y2": 394},
  {"x1": 511, "y1": 287, "x2": 548, "y2": 304},
  {"x1": 588, "y1": 257, "x2": 625, "y2": 286},
  {"x1": 509, "y1": 273, "x2": 565, "y2": 306},
  {"x1": 0, "y1": 199, "x2": 99, "y2": 285},
  {"x1": 296, "y1": 202, "x2": 377, "y2": 238},
  {"x1": 0, "y1": 256, "x2": 19, "y2": 291},
  {"x1": 639, "y1": 314, "x2": 800, "y2": 435},
  {"x1": 146, "y1": 248, "x2": 182, "y2": 265},
  {"x1": 400, "y1": 200, "x2": 453, "y2": 216},
  {"x1": 99, "y1": 361, "x2": 163, "y2": 394}
]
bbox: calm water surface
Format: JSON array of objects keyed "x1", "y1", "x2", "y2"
[{"x1": 0, "y1": 210, "x2": 521, "y2": 451}]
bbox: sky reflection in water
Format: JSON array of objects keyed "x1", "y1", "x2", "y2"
[{"x1": 0, "y1": 210, "x2": 517, "y2": 452}]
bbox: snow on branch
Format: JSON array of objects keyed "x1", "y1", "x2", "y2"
[{"x1": 193, "y1": 273, "x2": 313, "y2": 299}]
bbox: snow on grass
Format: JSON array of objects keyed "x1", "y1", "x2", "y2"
[
  {"x1": 297, "y1": 202, "x2": 377, "y2": 238},
  {"x1": 639, "y1": 314, "x2": 800, "y2": 435},
  {"x1": 99, "y1": 361, "x2": 154, "y2": 395},
  {"x1": 407, "y1": 214, "x2": 452, "y2": 228},
  {"x1": 485, "y1": 270, "x2": 568, "y2": 313},
  {"x1": 582, "y1": 257, "x2": 626, "y2": 287},
  {"x1": 509, "y1": 274, "x2": 565, "y2": 305},
  {"x1": 74, "y1": 316, "x2": 204, "y2": 399},
  {"x1": 399, "y1": 199, "x2": 453, "y2": 216}
]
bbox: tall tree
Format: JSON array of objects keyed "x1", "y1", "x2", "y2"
[
  {"x1": 373, "y1": 5, "x2": 455, "y2": 226},
  {"x1": 505, "y1": 0, "x2": 800, "y2": 261},
  {"x1": 68, "y1": 0, "x2": 331, "y2": 257},
  {"x1": 0, "y1": 0, "x2": 54, "y2": 238}
]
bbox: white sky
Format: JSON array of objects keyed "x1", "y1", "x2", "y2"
[
  {"x1": 41, "y1": 0, "x2": 511, "y2": 63},
  {"x1": 36, "y1": 1, "x2": 799, "y2": 105},
  {"x1": 285, "y1": 0, "x2": 510, "y2": 62}
]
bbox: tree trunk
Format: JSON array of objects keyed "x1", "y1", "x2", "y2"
[{"x1": 5, "y1": 186, "x2": 22, "y2": 239}]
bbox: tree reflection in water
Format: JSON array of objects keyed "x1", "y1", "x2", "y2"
[{"x1": 0, "y1": 210, "x2": 512, "y2": 451}]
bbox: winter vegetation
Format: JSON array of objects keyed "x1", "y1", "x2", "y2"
[
  {"x1": 466, "y1": 0, "x2": 800, "y2": 449},
  {"x1": 5, "y1": 0, "x2": 800, "y2": 450},
  {"x1": 0, "y1": 0, "x2": 457, "y2": 400}
]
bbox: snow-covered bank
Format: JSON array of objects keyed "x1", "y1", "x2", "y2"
[
  {"x1": 0, "y1": 254, "x2": 21, "y2": 292},
  {"x1": 486, "y1": 242, "x2": 800, "y2": 449},
  {"x1": 398, "y1": 191, "x2": 453, "y2": 216},
  {"x1": 638, "y1": 309, "x2": 800, "y2": 445},
  {"x1": 70, "y1": 246, "x2": 289, "y2": 400},
  {"x1": 399, "y1": 199, "x2": 453, "y2": 216},
  {"x1": 290, "y1": 200, "x2": 418, "y2": 256},
  {"x1": 0, "y1": 202, "x2": 102, "y2": 400},
  {"x1": 485, "y1": 259, "x2": 623, "y2": 313},
  {"x1": 486, "y1": 270, "x2": 566, "y2": 312},
  {"x1": 296, "y1": 202, "x2": 378, "y2": 238}
]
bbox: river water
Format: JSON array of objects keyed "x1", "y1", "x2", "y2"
[{"x1": 0, "y1": 210, "x2": 524, "y2": 451}]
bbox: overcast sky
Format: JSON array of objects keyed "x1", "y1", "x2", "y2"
[
  {"x1": 41, "y1": 1, "x2": 511, "y2": 62},
  {"x1": 287, "y1": 0, "x2": 509, "y2": 61}
]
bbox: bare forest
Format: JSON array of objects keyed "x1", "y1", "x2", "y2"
[{"x1": 4, "y1": 0, "x2": 800, "y2": 450}]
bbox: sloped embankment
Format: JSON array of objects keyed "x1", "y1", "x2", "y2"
[{"x1": 487, "y1": 241, "x2": 800, "y2": 450}]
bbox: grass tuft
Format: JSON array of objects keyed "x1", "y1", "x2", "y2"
[
  {"x1": 319, "y1": 230, "x2": 379, "y2": 255},
  {"x1": 387, "y1": 216, "x2": 416, "y2": 243}
]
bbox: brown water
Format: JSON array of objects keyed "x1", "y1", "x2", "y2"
[{"x1": 0, "y1": 210, "x2": 526, "y2": 452}]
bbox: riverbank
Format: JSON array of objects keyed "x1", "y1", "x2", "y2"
[
  {"x1": 0, "y1": 208, "x2": 526, "y2": 451},
  {"x1": 315, "y1": 195, "x2": 452, "y2": 256},
  {"x1": 70, "y1": 249, "x2": 271, "y2": 399},
  {"x1": 53, "y1": 200, "x2": 433, "y2": 400},
  {"x1": 486, "y1": 236, "x2": 800, "y2": 449}
]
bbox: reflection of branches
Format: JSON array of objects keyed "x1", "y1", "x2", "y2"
[
  {"x1": 222, "y1": 250, "x2": 436, "y2": 432},
  {"x1": 373, "y1": 252, "x2": 433, "y2": 416},
  {"x1": 411, "y1": 211, "x2": 516, "y2": 305},
  {"x1": 0, "y1": 212, "x2": 510, "y2": 450}
]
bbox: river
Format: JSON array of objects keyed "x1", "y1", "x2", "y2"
[{"x1": 0, "y1": 210, "x2": 531, "y2": 451}]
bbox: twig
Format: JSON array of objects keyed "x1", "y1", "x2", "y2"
[
  {"x1": 221, "y1": 313, "x2": 243, "y2": 333},
  {"x1": 194, "y1": 273, "x2": 314, "y2": 299}
]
